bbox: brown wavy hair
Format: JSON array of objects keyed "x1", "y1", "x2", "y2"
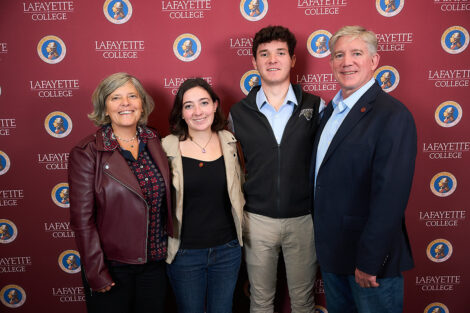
[{"x1": 169, "y1": 78, "x2": 227, "y2": 140}]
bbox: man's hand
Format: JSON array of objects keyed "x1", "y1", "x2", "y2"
[{"x1": 355, "y1": 268, "x2": 379, "y2": 288}]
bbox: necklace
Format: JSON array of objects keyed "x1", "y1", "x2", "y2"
[
  {"x1": 114, "y1": 132, "x2": 138, "y2": 148},
  {"x1": 190, "y1": 132, "x2": 212, "y2": 153}
]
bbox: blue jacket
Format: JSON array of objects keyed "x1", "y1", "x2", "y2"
[{"x1": 312, "y1": 82, "x2": 416, "y2": 277}]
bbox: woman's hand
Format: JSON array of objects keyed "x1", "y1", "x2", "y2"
[{"x1": 97, "y1": 282, "x2": 115, "y2": 293}]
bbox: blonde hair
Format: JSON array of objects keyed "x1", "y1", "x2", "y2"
[
  {"x1": 88, "y1": 72, "x2": 155, "y2": 126},
  {"x1": 329, "y1": 25, "x2": 378, "y2": 57}
]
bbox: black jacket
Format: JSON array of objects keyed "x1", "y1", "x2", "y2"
[{"x1": 230, "y1": 84, "x2": 321, "y2": 218}]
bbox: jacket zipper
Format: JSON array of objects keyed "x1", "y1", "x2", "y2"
[
  {"x1": 104, "y1": 171, "x2": 149, "y2": 263},
  {"x1": 256, "y1": 110, "x2": 283, "y2": 217},
  {"x1": 245, "y1": 87, "x2": 305, "y2": 218}
]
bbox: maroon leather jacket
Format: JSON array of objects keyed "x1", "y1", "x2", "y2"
[{"x1": 68, "y1": 126, "x2": 173, "y2": 291}]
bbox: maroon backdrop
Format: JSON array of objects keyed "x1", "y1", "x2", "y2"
[{"x1": 1, "y1": 1, "x2": 469, "y2": 312}]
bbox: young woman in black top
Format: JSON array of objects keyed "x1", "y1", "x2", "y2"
[{"x1": 162, "y1": 78, "x2": 245, "y2": 313}]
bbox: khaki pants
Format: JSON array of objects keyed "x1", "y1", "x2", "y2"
[{"x1": 243, "y1": 212, "x2": 318, "y2": 313}]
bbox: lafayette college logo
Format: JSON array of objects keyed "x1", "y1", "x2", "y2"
[
  {"x1": 240, "y1": 70, "x2": 261, "y2": 95},
  {"x1": 426, "y1": 239, "x2": 453, "y2": 263},
  {"x1": 103, "y1": 0, "x2": 133, "y2": 24},
  {"x1": 0, "y1": 151, "x2": 11, "y2": 175},
  {"x1": 0, "y1": 285, "x2": 26, "y2": 308},
  {"x1": 173, "y1": 34, "x2": 202, "y2": 62},
  {"x1": 51, "y1": 183, "x2": 70, "y2": 208},
  {"x1": 37, "y1": 35, "x2": 66, "y2": 64},
  {"x1": 44, "y1": 111, "x2": 73, "y2": 138},
  {"x1": 435, "y1": 101, "x2": 462, "y2": 128},
  {"x1": 240, "y1": 0, "x2": 268, "y2": 21},
  {"x1": 374, "y1": 66, "x2": 400, "y2": 93},
  {"x1": 307, "y1": 30, "x2": 332, "y2": 58},
  {"x1": 376, "y1": 0, "x2": 404, "y2": 17},
  {"x1": 441, "y1": 26, "x2": 469, "y2": 54},
  {"x1": 0, "y1": 219, "x2": 18, "y2": 244},
  {"x1": 430, "y1": 172, "x2": 457, "y2": 197},
  {"x1": 424, "y1": 302, "x2": 449, "y2": 313},
  {"x1": 58, "y1": 250, "x2": 81, "y2": 274}
]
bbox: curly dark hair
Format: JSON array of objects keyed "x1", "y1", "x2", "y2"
[
  {"x1": 169, "y1": 78, "x2": 227, "y2": 140},
  {"x1": 252, "y1": 25, "x2": 297, "y2": 59}
]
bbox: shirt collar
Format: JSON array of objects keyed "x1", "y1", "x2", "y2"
[
  {"x1": 332, "y1": 78, "x2": 376, "y2": 112},
  {"x1": 256, "y1": 84, "x2": 297, "y2": 110}
]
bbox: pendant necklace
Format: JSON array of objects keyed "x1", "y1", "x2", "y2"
[
  {"x1": 114, "y1": 132, "x2": 138, "y2": 148},
  {"x1": 190, "y1": 132, "x2": 212, "y2": 153}
]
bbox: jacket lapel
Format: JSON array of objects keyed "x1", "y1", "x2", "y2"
[
  {"x1": 312, "y1": 102, "x2": 334, "y2": 164},
  {"x1": 95, "y1": 127, "x2": 144, "y2": 198},
  {"x1": 162, "y1": 135, "x2": 183, "y2": 195},
  {"x1": 103, "y1": 150, "x2": 144, "y2": 198},
  {"x1": 162, "y1": 135, "x2": 184, "y2": 232},
  {"x1": 320, "y1": 84, "x2": 379, "y2": 168},
  {"x1": 219, "y1": 131, "x2": 237, "y2": 191}
]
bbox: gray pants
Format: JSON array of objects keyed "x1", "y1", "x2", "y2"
[{"x1": 243, "y1": 212, "x2": 318, "y2": 313}]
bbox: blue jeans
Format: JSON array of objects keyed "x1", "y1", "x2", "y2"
[
  {"x1": 167, "y1": 239, "x2": 242, "y2": 313},
  {"x1": 322, "y1": 271, "x2": 404, "y2": 313}
]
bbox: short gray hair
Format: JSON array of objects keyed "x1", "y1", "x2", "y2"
[
  {"x1": 88, "y1": 72, "x2": 155, "y2": 126},
  {"x1": 329, "y1": 25, "x2": 378, "y2": 57}
]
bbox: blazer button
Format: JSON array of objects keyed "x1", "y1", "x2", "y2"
[{"x1": 104, "y1": 164, "x2": 109, "y2": 169}]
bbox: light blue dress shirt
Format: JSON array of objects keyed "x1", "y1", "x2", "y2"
[
  {"x1": 314, "y1": 78, "x2": 376, "y2": 191},
  {"x1": 256, "y1": 85, "x2": 297, "y2": 144}
]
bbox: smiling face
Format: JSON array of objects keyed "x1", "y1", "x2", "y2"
[
  {"x1": 105, "y1": 82, "x2": 143, "y2": 131},
  {"x1": 252, "y1": 40, "x2": 296, "y2": 88},
  {"x1": 181, "y1": 86, "x2": 217, "y2": 134},
  {"x1": 330, "y1": 36, "x2": 380, "y2": 99}
]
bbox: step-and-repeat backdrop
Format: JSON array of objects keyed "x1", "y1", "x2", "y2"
[{"x1": 1, "y1": 1, "x2": 469, "y2": 312}]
